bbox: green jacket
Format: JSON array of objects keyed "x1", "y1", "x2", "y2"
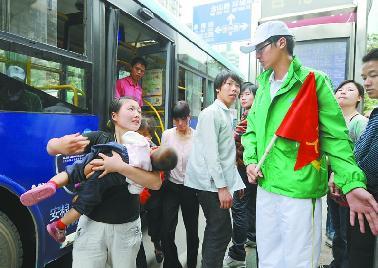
[{"x1": 242, "y1": 57, "x2": 366, "y2": 198}]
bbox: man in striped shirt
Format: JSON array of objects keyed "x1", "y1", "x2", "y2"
[{"x1": 348, "y1": 48, "x2": 378, "y2": 268}]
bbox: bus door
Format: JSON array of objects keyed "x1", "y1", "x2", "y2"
[{"x1": 116, "y1": 12, "x2": 173, "y2": 144}]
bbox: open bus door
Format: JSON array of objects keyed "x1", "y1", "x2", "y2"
[{"x1": 115, "y1": 11, "x2": 174, "y2": 144}]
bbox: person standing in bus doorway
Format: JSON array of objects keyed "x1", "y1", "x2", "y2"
[
  {"x1": 115, "y1": 57, "x2": 146, "y2": 107},
  {"x1": 223, "y1": 82, "x2": 258, "y2": 268},
  {"x1": 161, "y1": 101, "x2": 199, "y2": 268},
  {"x1": 348, "y1": 48, "x2": 378, "y2": 268},
  {"x1": 240, "y1": 21, "x2": 378, "y2": 268},
  {"x1": 184, "y1": 70, "x2": 245, "y2": 268}
]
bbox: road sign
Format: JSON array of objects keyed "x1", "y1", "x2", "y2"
[{"x1": 193, "y1": 0, "x2": 252, "y2": 44}]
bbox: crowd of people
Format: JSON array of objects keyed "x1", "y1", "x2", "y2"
[{"x1": 18, "y1": 20, "x2": 378, "y2": 268}]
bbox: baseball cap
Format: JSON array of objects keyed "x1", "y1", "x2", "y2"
[
  {"x1": 240, "y1": 21, "x2": 293, "y2": 53},
  {"x1": 6, "y1": 65, "x2": 26, "y2": 81}
]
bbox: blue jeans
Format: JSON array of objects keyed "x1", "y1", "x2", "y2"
[
  {"x1": 228, "y1": 167, "x2": 257, "y2": 261},
  {"x1": 328, "y1": 196, "x2": 349, "y2": 268},
  {"x1": 326, "y1": 197, "x2": 336, "y2": 240}
]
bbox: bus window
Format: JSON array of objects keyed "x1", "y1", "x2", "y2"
[
  {"x1": 0, "y1": 0, "x2": 85, "y2": 54},
  {"x1": 205, "y1": 80, "x2": 215, "y2": 107},
  {"x1": 177, "y1": 35, "x2": 207, "y2": 74},
  {"x1": 0, "y1": 48, "x2": 88, "y2": 113},
  {"x1": 178, "y1": 66, "x2": 205, "y2": 117}
]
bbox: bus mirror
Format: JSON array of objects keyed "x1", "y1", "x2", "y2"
[{"x1": 138, "y1": 7, "x2": 154, "y2": 21}]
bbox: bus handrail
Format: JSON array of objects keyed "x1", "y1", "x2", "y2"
[
  {"x1": 37, "y1": 85, "x2": 84, "y2": 106},
  {"x1": 143, "y1": 98, "x2": 165, "y2": 133}
]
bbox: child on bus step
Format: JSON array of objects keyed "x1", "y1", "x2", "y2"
[{"x1": 20, "y1": 131, "x2": 177, "y2": 243}]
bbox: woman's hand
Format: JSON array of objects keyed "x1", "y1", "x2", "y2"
[
  {"x1": 90, "y1": 151, "x2": 125, "y2": 178},
  {"x1": 47, "y1": 133, "x2": 89, "y2": 155},
  {"x1": 328, "y1": 172, "x2": 341, "y2": 198}
]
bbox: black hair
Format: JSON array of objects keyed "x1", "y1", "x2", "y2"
[
  {"x1": 214, "y1": 70, "x2": 243, "y2": 93},
  {"x1": 362, "y1": 48, "x2": 378, "y2": 63},
  {"x1": 131, "y1": 57, "x2": 147, "y2": 69},
  {"x1": 107, "y1": 96, "x2": 138, "y2": 132},
  {"x1": 151, "y1": 146, "x2": 178, "y2": 171},
  {"x1": 139, "y1": 117, "x2": 156, "y2": 136},
  {"x1": 240, "y1": 82, "x2": 258, "y2": 96},
  {"x1": 172, "y1": 100, "x2": 190, "y2": 119},
  {"x1": 270, "y1": 35, "x2": 295, "y2": 56},
  {"x1": 335, "y1": 79, "x2": 364, "y2": 108}
]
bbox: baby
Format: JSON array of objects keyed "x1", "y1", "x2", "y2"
[{"x1": 20, "y1": 131, "x2": 177, "y2": 243}]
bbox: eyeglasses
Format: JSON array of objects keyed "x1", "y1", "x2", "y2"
[{"x1": 256, "y1": 42, "x2": 272, "y2": 54}]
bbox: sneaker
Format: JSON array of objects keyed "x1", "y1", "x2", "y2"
[
  {"x1": 223, "y1": 255, "x2": 246, "y2": 268},
  {"x1": 20, "y1": 183, "x2": 56, "y2": 206},
  {"x1": 245, "y1": 238, "x2": 256, "y2": 248},
  {"x1": 46, "y1": 221, "x2": 66, "y2": 243}
]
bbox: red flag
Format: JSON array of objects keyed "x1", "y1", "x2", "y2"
[{"x1": 275, "y1": 72, "x2": 319, "y2": 170}]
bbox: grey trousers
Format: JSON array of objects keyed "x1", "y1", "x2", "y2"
[
  {"x1": 72, "y1": 216, "x2": 142, "y2": 268},
  {"x1": 197, "y1": 190, "x2": 232, "y2": 268}
]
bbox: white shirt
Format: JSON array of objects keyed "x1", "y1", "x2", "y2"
[
  {"x1": 161, "y1": 127, "x2": 194, "y2": 184},
  {"x1": 269, "y1": 71, "x2": 288, "y2": 100},
  {"x1": 184, "y1": 99, "x2": 245, "y2": 193}
]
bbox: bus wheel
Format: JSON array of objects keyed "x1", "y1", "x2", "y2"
[{"x1": 0, "y1": 211, "x2": 23, "y2": 268}]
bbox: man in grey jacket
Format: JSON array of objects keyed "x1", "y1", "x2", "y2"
[{"x1": 185, "y1": 70, "x2": 245, "y2": 268}]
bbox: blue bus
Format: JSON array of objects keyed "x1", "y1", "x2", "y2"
[{"x1": 0, "y1": 1, "x2": 242, "y2": 267}]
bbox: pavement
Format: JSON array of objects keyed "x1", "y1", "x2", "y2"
[
  {"x1": 48, "y1": 196, "x2": 333, "y2": 267},
  {"x1": 143, "y1": 196, "x2": 333, "y2": 268}
]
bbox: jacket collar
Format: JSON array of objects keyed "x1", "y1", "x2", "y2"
[
  {"x1": 257, "y1": 56, "x2": 303, "y2": 98},
  {"x1": 214, "y1": 99, "x2": 230, "y2": 111}
]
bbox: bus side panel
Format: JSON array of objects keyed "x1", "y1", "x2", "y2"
[{"x1": 0, "y1": 112, "x2": 98, "y2": 265}]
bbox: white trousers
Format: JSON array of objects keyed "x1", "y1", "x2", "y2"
[
  {"x1": 256, "y1": 187, "x2": 322, "y2": 268},
  {"x1": 72, "y1": 216, "x2": 142, "y2": 268}
]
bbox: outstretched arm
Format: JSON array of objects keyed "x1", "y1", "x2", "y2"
[{"x1": 47, "y1": 133, "x2": 89, "y2": 156}]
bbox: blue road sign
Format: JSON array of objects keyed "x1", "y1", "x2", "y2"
[{"x1": 193, "y1": 0, "x2": 252, "y2": 44}]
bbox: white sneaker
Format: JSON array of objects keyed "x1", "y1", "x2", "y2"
[{"x1": 223, "y1": 255, "x2": 246, "y2": 268}]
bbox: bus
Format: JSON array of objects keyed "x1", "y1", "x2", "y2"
[{"x1": 0, "y1": 0, "x2": 243, "y2": 267}]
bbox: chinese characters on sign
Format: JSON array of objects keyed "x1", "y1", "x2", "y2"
[
  {"x1": 49, "y1": 203, "x2": 70, "y2": 222},
  {"x1": 142, "y1": 69, "x2": 163, "y2": 106},
  {"x1": 193, "y1": 0, "x2": 252, "y2": 44}
]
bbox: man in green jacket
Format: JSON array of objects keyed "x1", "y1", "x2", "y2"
[{"x1": 240, "y1": 21, "x2": 378, "y2": 268}]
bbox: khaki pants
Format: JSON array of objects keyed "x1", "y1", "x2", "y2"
[{"x1": 72, "y1": 215, "x2": 142, "y2": 268}]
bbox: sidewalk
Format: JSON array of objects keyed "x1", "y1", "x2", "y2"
[{"x1": 145, "y1": 196, "x2": 333, "y2": 267}]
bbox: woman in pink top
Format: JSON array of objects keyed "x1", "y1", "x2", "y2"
[
  {"x1": 161, "y1": 101, "x2": 199, "y2": 268},
  {"x1": 115, "y1": 57, "x2": 146, "y2": 107}
]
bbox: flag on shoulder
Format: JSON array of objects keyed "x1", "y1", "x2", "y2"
[{"x1": 275, "y1": 72, "x2": 320, "y2": 170}]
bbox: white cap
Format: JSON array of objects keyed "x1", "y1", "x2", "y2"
[
  {"x1": 7, "y1": 65, "x2": 26, "y2": 81},
  {"x1": 240, "y1": 21, "x2": 293, "y2": 53}
]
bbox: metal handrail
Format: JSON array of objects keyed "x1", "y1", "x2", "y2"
[
  {"x1": 37, "y1": 85, "x2": 84, "y2": 106},
  {"x1": 143, "y1": 99, "x2": 165, "y2": 144}
]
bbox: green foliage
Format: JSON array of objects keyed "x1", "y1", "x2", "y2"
[
  {"x1": 367, "y1": 33, "x2": 378, "y2": 52},
  {"x1": 364, "y1": 95, "x2": 378, "y2": 114}
]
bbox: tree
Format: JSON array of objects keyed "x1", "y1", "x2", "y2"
[{"x1": 364, "y1": 34, "x2": 378, "y2": 114}]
